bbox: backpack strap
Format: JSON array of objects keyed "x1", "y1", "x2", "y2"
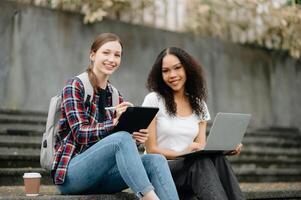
[
  {"x1": 111, "y1": 85, "x2": 119, "y2": 107},
  {"x1": 76, "y1": 72, "x2": 93, "y2": 102},
  {"x1": 77, "y1": 71, "x2": 119, "y2": 106}
]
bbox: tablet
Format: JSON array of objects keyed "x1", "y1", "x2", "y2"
[{"x1": 112, "y1": 106, "x2": 159, "y2": 133}]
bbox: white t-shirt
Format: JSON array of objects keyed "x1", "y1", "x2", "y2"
[{"x1": 142, "y1": 92, "x2": 210, "y2": 152}]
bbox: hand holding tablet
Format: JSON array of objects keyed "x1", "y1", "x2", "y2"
[
  {"x1": 132, "y1": 129, "x2": 149, "y2": 144},
  {"x1": 111, "y1": 106, "x2": 159, "y2": 133},
  {"x1": 105, "y1": 101, "x2": 133, "y2": 125}
]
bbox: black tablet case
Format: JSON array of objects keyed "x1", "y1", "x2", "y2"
[{"x1": 112, "y1": 107, "x2": 159, "y2": 133}]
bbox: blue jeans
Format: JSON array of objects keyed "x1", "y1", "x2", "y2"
[{"x1": 57, "y1": 131, "x2": 179, "y2": 200}]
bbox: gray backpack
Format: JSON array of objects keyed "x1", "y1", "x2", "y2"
[{"x1": 40, "y1": 72, "x2": 118, "y2": 171}]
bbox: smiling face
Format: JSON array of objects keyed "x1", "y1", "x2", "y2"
[
  {"x1": 90, "y1": 40, "x2": 122, "y2": 76},
  {"x1": 162, "y1": 54, "x2": 187, "y2": 93}
]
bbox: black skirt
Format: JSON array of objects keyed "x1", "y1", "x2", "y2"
[{"x1": 168, "y1": 154, "x2": 245, "y2": 200}]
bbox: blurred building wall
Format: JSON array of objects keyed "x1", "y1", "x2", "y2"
[{"x1": 1, "y1": 1, "x2": 300, "y2": 129}]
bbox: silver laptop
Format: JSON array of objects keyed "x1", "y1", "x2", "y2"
[{"x1": 178, "y1": 112, "x2": 251, "y2": 158}]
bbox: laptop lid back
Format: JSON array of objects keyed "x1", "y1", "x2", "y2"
[{"x1": 204, "y1": 113, "x2": 251, "y2": 151}]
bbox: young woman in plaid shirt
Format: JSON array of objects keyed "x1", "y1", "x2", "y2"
[{"x1": 53, "y1": 33, "x2": 179, "y2": 200}]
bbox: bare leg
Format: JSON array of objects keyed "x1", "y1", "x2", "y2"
[{"x1": 142, "y1": 190, "x2": 160, "y2": 200}]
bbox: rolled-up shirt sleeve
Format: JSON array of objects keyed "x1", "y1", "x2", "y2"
[{"x1": 200, "y1": 101, "x2": 210, "y2": 122}]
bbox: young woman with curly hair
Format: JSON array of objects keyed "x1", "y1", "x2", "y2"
[{"x1": 142, "y1": 47, "x2": 244, "y2": 200}]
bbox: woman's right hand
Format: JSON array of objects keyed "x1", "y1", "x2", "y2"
[
  {"x1": 114, "y1": 101, "x2": 133, "y2": 125},
  {"x1": 183, "y1": 142, "x2": 204, "y2": 154}
]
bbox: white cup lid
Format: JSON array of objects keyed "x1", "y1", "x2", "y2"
[{"x1": 23, "y1": 172, "x2": 42, "y2": 178}]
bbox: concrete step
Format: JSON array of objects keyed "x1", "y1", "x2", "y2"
[
  {"x1": 2, "y1": 154, "x2": 296, "y2": 169},
  {"x1": 0, "y1": 113, "x2": 46, "y2": 125},
  {"x1": 2, "y1": 133, "x2": 300, "y2": 149},
  {"x1": 0, "y1": 168, "x2": 52, "y2": 186},
  {"x1": 0, "y1": 156, "x2": 40, "y2": 168},
  {"x1": 0, "y1": 124, "x2": 44, "y2": 136},
  {"x1": 3, "y1": 153, "x2": 300, "y2": 169},
  {"x1": 0, "y1": 186, "x2": 138, "y2": 200},
  {"x1": 2, "y1": 145, "x2": 299, "y2": 159},
  {"x1": 0, "y1": 109, "x2": 46, "y2": 119},
  {"x1": 241, "y1": 146, "x2": 301, "y2": 157},
  {"x1": 3, "y1": 133, "x2": 299, "y2": 147},
  {"x1": 0, "y1": 146, "x2": 144, "y2": 168},
  {"x1": 0, "y1": 147, "x2": 40, "y2": 156},
  {"x1": 241, "y1": 182, "x2": 301, "y2": 199},
  {"x1": 0, "y1": 147, "x2": 40, "y2": 168},
  {"x1": 242, "y1": 136, "x2": 301, "y2": 147},
  {"x1": 1, "y1": 155, "x2": 298, "y2": 169},
  {"x1": 1, "y1": 146, "x2": 300, "y2": 168},
  {"x1": 0, "y1": 135, "x2": 41, "y2": 149},
  {"x1": 229, "y1": 155, "x2": 301, "y2": 165},
  {"x1": 234, "y1": 167, "x2": 301, "y2": 182},
  {"x1": 263, "y1": 127, "x2": 300, "y2": 133},
  {"x1": 1, "y1": 165, "x2": 301, "y2": 186},
  {"x1": 247, "y1": 129, "x2": 301, "y2": 139},
  {"x1": 0, "y1": 182, "x2": 301, "y2": 200}
]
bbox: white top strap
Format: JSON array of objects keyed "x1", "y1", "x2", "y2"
[{"x1": 76, "y1": 72, "x2": 93, "y2": 102}]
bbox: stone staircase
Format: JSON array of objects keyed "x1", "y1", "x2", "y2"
[
  {"x1": 0, "y1": 109, "x2": 301, "y2": 199},
  {"x1": 230, "y1": 127, "x2": 301, "y2": 182},
  {"x1": 0, "y1": 110, "x2": 51, "y2": 186}
]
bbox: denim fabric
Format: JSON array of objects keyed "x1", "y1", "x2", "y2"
[{"x1": 57, "y1": 131, "x2": 179, "y2": 200}]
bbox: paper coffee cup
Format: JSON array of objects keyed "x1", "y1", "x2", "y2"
[{"x1": 23, "y1": 172, "x2": 41, "y2": 196}]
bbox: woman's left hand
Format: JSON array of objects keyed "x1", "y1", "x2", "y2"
[
  {"x1": 132, "y1": 129, "x2": 149, "y2": 144},
  {"x1": 228, "y1": 143, "x2": 243, "y2": 156}
]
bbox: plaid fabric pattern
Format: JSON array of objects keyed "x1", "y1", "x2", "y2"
[{"x1": 52, "y1": 77, "x2": 123, "y2": 184}]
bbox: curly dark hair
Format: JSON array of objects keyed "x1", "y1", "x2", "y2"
[{"x1": 147, "y1": 47, "x2": 208, "y2": 117}]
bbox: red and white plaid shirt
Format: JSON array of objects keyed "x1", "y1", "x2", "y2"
[{"x1": 52, "y1": 77, "x2": 123, "y2": 184}]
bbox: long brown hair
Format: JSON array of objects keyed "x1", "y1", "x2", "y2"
[
  {"x1": 87, "y1": 33, "x2": 123, "y2": 92},
  {"x1": 147, "y1": 47, "x2": 208, "y2": 117}
]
